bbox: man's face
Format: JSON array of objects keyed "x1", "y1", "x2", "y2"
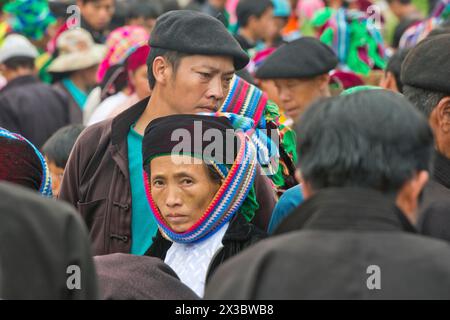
[
  {"x1": 46, "y1": 159, "x2": 64, "y2": 198},
  {"x1": 163, "y1": 55, "x2": 235, "y2": 115},
  {"x1": 255, "y1": 7, "x2": 275, "y2": 41},
  {"x1": 77, "y1": 64, "x2": 100, "y2": 90},
  {"x1": 388, "y1": 1, "x2": 403, "y2": 19},
  {"x1": 150, "y1": 155, "x2": 221, "y2": 233},
  {"x1": 274, "y1": 76, "x2": 329, "y2": 120},
  {"x1": 78, "y1": 0, "x2": 115, "y2": 31}
]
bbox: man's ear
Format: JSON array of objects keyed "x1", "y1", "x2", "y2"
[
  {"x1": 396, "y1": 171, "x2": 429, "y2": 224},
  {"x1": 317, "y1": 74, "x2": 331, "y2": 91},
  {"x1": 295, "y1": 169, "x2": 314, "y2": 199},
  {"x1": 152, "y1": 56, "x2": 171, "y2": 87},
  {"x1": 435, "y1": 96, "x2": 450, "y2": 134}
]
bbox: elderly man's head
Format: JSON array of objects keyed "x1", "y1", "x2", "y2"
[
  {"x1": 295, "y1": 90, "x2": 433, "y2": 223},
  {"x1": 401, "y1": 34, "x2": 450, "y2": 159}
]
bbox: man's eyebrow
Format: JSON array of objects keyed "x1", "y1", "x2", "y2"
[{"x1": 193, "y1": 65, "x2": 235, "y2": 75}]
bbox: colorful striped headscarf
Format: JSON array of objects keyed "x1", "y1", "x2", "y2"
[
  {"x1": 220, "y1": 75, "x2": 298, "y2": 191},
  {"x1": 220, "y1": 75, "x2": 269, "y2": 128},
  {"x1": 0, "y1": 128, "x2": 52, "y2": 196},
  {"x1": 4, "y1": 0, "x2": 56, "y2": 41},
  {"x1": 97, "y1": 26, "x2": 149, "y2": 82},
  {"x1": 399, "y1": 0, "x2": 450, "y2": 49},
  {"x1": 142, "y1": 115, "x2": 257, "y2": 244}
]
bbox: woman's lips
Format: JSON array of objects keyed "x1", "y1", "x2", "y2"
[{"x1": 165, "y1": 214, "x2": 189, "y2": 224}]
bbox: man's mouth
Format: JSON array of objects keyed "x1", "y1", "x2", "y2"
[{"x1": 197, "y1": 105, "x2": 218, "y2": 113}]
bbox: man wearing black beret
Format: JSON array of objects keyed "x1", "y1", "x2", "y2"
[
  {"x1": 59, "y1": 10, "x2": 277, "y2": 256},
  {"x1": 255, "y1": 37, "x2": 339, "y2": 122},
  {"x1": 402, "y1": 34, "x2": 450, "y2": 242}
]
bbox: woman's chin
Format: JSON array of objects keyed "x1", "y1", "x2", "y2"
[{"x1": 169, "y1": 223, "x2": 193, "y2": 234}]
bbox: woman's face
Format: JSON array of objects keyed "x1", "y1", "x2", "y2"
[{"x1": 150, "y1": 155, "x2": 221, "y2": 233}]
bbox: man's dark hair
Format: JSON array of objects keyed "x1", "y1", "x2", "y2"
[
  {"x1": 385, "y1": 49, "x2": 410, "y2": 93},
  {"x1": 295, "y1": 90, "x2": 434, "y2": 193},
  {"x1": 236, "y1": 0, "x2": 273, "y2": 28},
  {"x1": 146, "y1": 47, "x2": 189, "y2": 89},
  {"x1": 42, "y1": 125, "x2": 85, "y2": 168},
  {"x1": 403, "y1": 85, "x2": 448, "y2": 118},
  {"x1": 3, "y1": 56, "x2": 35, "y2": 70},
  {"x1": 126, "y1": 0, "x2": 162, "y2": 20}
]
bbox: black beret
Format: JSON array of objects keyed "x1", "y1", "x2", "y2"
[
  {"x1": 401, "y1": 34, "x2": 450, "y2": 94},
  {"x1": 255, "y1": 37, "x2": 338, "y2": 79},
  {"x1": 149, "y1": 10, "x2": 249, "y2": 70}
]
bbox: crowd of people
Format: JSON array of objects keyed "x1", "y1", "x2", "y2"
[{"x1": 0, "y1": 0, "x2": 449, "y2": 300}]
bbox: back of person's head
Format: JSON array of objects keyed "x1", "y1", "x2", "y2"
[
  {"x1": 0, "y1": 34, "x2": 38, "y2": 70},
  {"x1": 385, "y1": 49, "x2": 410, "y2": 93},
  {"x1": 236, "y1": 0, "x2": 273, "y2": 28},
  {"x1": 295, "y1": 90, "x2": 433, "y2": 194},
  {"x1": 42, "y1": 124, "x2": 85, "y2": 169},
  {"x1": 2, "y1": 56, "x2": 35, "y2": 70}
]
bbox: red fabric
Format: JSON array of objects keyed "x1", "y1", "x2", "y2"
[
  {"x1": 125, "y1": 45, "x2": 150, "y2": 74},
  {"x1": 0, "y1": 137, "x2": 43, "y2": 191}
]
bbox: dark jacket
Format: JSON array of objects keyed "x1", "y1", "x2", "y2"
[
  {"x1": 205, "y1": 188, "x2": 450, "y2": 299},
  {"x1": 59, "y1": 97, "x2": 276, "y2": 255},
  {"x1": 94, "y1": 253, "x2": 199, "y2": 300},
  {"x1": 234, "y1": 34, "x2": 256, "y2": 52},
  {"x1": 146, "y1": 214, "x2": 266, "y2": 282},
  {"x1": 0, "y1": 75, "x2": 70, "y2": 148},
  {"x1": 417, "y1": 152, "x2": 450, "y2": 241},
  {"x1": 53, "y1": 81, "x2": 83, "y2": 124},
  {"x1": 0, "y1": 182, "x2": 98, "y2": 300}
]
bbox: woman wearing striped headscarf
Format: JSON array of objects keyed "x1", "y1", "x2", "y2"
[
  {"x1": 142, "y1": 115, "x2": 266, "y2": 298},
  {"x1": 0, "y1": 127, "x2": 52, "y2": 196}
]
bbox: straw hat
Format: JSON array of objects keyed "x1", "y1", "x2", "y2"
[{"x1": 47, "y1": 28, "x2": 106, "y2": 73}]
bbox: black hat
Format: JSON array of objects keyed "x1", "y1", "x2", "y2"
[
  {"x1": 401, "y1": 34, "x2": 450, "y2": 94},
  {"x1": 142, "y1": 114, "x2": 240, "y2": 167},
  {"x1": 255, "y1": 37, "x2": 338, "y2": 79},
  {"x1": 149, "y1": 10, "x2": 249, "y2": 70}
]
